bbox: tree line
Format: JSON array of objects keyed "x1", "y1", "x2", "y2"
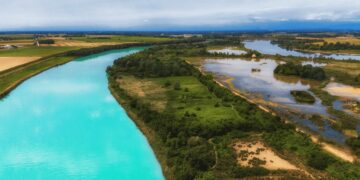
[{"x1": 274, "y1": 62, "x2": 326, "y2": 80}]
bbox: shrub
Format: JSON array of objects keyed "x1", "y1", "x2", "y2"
[{"x1": 38, "y1": 39, "x2": 55, "y2": 44}]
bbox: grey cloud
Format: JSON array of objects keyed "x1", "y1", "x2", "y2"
[{"x1": 0, "y1": 0, "x2": 360, "y2": 30}]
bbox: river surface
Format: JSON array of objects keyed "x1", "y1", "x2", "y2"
[
  {"x1": 0, "y1": 48, "x2": 164, "y2": 179},
  {"x1": 244, "y1": 40, "x2": 360, "y2": 61},
  {"x1": 204, "y1": 58, "x2": 349, "y2": 143}
]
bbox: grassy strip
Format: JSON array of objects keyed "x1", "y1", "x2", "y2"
[
  {"x1": 0, "y1": 56, "x2": 75, "y2": 98},
  {"x1": 0, "y1": 46, "x2": 81, "y2": 57},
  {"x1": 71, "y1": 35, "x2": 173, "y2": 43},
  {"x1": 0, "y1": 43, "x2": 152, "y2": 99},
  {"x1": 108, "y1": 84, "x2": 174, "y2": 179}
]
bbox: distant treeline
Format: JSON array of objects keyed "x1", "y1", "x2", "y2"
[
  {"x1": 274, "y1": 62, "x2": 326, "y2": 80},
  {"x1": 273, "y1": 38, "x2": 360, "y2": 51}
]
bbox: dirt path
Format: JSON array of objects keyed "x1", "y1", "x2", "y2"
[{"x1": 209, "y1": 139, "x2": 218, "y2": 169}]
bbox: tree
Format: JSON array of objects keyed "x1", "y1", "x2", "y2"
[{"x1": 174, "y1": 81, "x2": 181, "y2": 90}]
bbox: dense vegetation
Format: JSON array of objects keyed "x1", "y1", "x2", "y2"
[
  {"x1": 273, "y1": 38, "x2": 360, "y2": 51},
  {"x1": 274, "y1": 62, "x2": 326, "y2": 80},
  {"x1": 346, "y1": 137, "x2": 360, "y2": 156},
  {"x1": 290, "y1": 90, "x2": 316, "y2": 104},
  {"x1": 38, "y1": 39, "x2": 55, "y2": 44},
  {"x1": 108, "y1": 43, "x2": 360, "y2": 179}
]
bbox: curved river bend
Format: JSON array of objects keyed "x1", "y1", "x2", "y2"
[{"x1": 0, "y1": 48, "x2": 164, "y2": 179}]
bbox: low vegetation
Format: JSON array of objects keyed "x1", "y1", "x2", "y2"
[
  {"x1": 272, "y1": 37, "x2": 360, "y2": 54},
  {"x1": 107, "y1": 43, "x2": 360, "y2": 179},
  {"x1": 346, "y1": 137, "x2": 360, "y2": 156},
  {"x1": 290, "y1": 90, "x2": 316, "y2": 104}
]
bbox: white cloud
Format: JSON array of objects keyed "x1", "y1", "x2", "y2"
[{"x1": 0, "y1": 0, "x2": 359, "y2": 30}]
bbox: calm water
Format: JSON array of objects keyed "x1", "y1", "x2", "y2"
[
  {"x1": 244, "y1": 40, "x2": 360, "y2": 61},
  {"x1": 0, "y1": 48, "x2": 164, "y2": 179},
  {"x1": 204, "y1": 58, "x2": 347, "y2": 143}
]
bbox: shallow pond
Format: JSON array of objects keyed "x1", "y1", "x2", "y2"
[
  {"x1": 0, "y1": 48, "x2": 164, "y2": 179},
  {"x1": 204, "y1": 58, "x2": 348, "y2": 143},
  {"x1": 244, "y1": 40, "x2": 360, "y2": 61}
]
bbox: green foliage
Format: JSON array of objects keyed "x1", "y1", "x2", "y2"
[
  {"x1": 274, "y1": 62, "x2": 326, "y2": 80},
  {"x1": 307, "y1": 151, "x2": 333, "y2": 170},
  {"x1": 173, "y1": 81, "x2": 181, "y2": 90},
  {"x1": 232, "y1": 166, "x2": 269, "y2": 178},
  {"x1": 38, "y1": 39, "x2": 55, "y2": 44},
  {"x1": 0, "y1": 46, "x2": 80, "y2": 57},
  {"x1": 108, "y1": 42, "x2": 360, "y2": 179},
  {"x1": 274, "y1": 38, "x2": 360, "y2": 51},
  {"x1": 290, "y1": 90, "x2": 316, "y2": 104},
  {"x1": 346, "y1": 137, "x2": 360, "y2": 156}
]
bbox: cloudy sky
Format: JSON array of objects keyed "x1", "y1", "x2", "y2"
[{"x1": 1, "y1": 0, "x2": 360, "y2": 31}]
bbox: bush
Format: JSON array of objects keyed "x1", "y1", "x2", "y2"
[
  {"x1": 346, "y1": 137, "x2": 360, "y2": 156},
  {"x1": 232, "y1": 167, "x2": 269, "y2": 178},
  {"x1": 174, "y1": 81, "x2": 181, "y2": 90},
  {"x1": 38, "y1": 39, "x2": 55, "y2": 44},
  {"x1": 290, "y1": 90, "x2": 316, "y2": 104},
  {"x1": 307, "y1": 151, "x2": 333, "y2": 170},
  {"x1": 274, "y1": 62, "x2": 326, "y2": 80}
]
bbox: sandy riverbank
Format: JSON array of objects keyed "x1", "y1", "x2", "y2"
[
  {"x1": 218, "y1": 74, "x2": 358, "y2": 163},
  {"x1": 324, "y1": 82, "x2": 360, "y2": 101}
]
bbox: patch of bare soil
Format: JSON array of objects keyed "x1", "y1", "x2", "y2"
[
  {"x1": 117, "y1": 76, "x2": 167, "y2": 111},
  {"x1": 233, "y1": 141, "x2": 298, "y2": 170}
]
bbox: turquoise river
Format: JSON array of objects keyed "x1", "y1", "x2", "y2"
[{"x1": 0, "y1": 47, "x2": 164, "y2": 179}]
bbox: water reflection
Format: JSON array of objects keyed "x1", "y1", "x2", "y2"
[
  {"x1": 244, "y1": 40, "x2": 360, "y2": 61},
  {"x1": 208, "y1": 48, "x2": 247, "y2": 55},
  {"x1": 204, "y1": 58, "x2": 347, "y2": 143}
]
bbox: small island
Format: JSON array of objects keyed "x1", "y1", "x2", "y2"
[{"x1": 290, "y1": 90, "x2": 316, "y2": 104}]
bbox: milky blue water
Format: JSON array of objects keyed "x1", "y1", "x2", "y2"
[
  {"x1": 0, "y1": 47, "x2": 164, "y2": 180},
  {"x1": 244, "y1": 40, "x2": 360, "y2": 61}
]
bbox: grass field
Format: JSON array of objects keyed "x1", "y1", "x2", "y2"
[
  {"x1": 70, "y1": 35, "x2": 173, "y2": 43},
  {"x1": 118, "y1": 75, "x2": 242, "y2": 126},
  {"x1": 324, "y1": 61, "x2": 360, "y2": 77},
  {"x1": 0, "y1": 46, "x2": 80, "y2": 57},
  {"x1": 295, "y1": 36, "x2": 360, "y2": 54}
]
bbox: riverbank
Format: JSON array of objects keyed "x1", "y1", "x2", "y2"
[
  {"x1": 107, "y1": 44, "x2": 360, "y2": 179},
  {"x1": 184, "y1": 56, "x2": 358, "y2": 163},
  {"x1": 215, "y1": 74, "x2": 357, "y2": 163},
  {"x1": 109, "y1": 85, "x2": 172, "y2": 179},
  {"x1": 0, "y1": 48, "x2": 165, "y2": 179},
  {"x1": 0, "y1": 56, "x2": 75, "y2": 98},
  {"x1": 0, "y1": 43, "x2": 150, "y2": 99}
]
